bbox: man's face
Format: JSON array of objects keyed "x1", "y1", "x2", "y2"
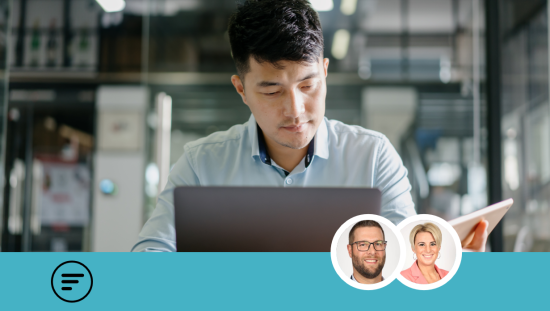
[
  {"x1": 347, "y1": 227, "x2": 386, "y2": 280},
  {"x1": 231, "y1": 57, "x2": 329, "y2": 150}
]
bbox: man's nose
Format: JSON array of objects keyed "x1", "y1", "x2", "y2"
[
  {"x1": 366, "y1": 244, "x2": 377, "y2": 255},
  {"x1": 283, "y1": 89, "x2": 305, "y2": 119}
]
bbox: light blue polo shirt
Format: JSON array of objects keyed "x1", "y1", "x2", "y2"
[{"x1": 132, "y1": 114, "x2": 416, "y2": 252}]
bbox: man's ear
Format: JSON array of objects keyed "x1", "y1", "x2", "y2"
[
  {"x1": 347, "y1": 244, "x2": 352, "y2": 258},
  {"x1": 323, "y1": 58, "x2": 329, "y2": 77},
  {"x1": 231, "y1": 75, "x2": 248, "y2": 106}
]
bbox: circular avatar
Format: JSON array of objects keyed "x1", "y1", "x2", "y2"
[
  {"x1": 396, "y1": 214, "x2": 462, "y2": 290},
  {"x1": 331, "y1": 214, "x2": 406, "y2": 290}
]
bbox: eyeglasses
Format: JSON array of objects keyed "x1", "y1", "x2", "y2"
[{"x1": 350, "y1": 240, "x2": 387, "y2": 252}]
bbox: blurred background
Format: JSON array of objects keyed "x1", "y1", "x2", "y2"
[{"x1": 0, "y1": 0, "x2": 547, "y2": 252}]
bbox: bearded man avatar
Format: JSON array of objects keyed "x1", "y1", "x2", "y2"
[{"x1": 346, "y1": 220, "x2": 387, "y2": 284}]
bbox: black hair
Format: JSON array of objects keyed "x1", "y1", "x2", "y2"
[
  {"x1": 349, "y1": 220, "x2": 385, "y2": 244},
  {"x1": 228, "y1": 0, "x2": 324, "y2": 77}
]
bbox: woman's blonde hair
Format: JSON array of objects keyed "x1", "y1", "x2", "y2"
[{"x1": 409, "y1": 222, "x2": 442, "y2": 248}]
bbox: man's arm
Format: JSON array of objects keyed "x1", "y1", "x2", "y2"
[
  {"x1": 374, "y1": 136, "x2": 417, "y2": 225},
  {"x1": 131, "y1": 148, "x2": 199, "y2": 252}
]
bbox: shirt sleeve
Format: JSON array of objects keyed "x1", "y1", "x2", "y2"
[
  {"x1": 375, "y1": 136, "x2": 417, "y2": 225},
  {"x1": 131, "y1": 146, "x2": 200, "y2": 252}
]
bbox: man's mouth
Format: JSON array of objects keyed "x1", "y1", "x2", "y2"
[
  {"x1": 281, "y1": 123, "x2": 307, "y2": 132},
  {"x1": 364, "y1": 259, "x2": 378, "y2": 264}
]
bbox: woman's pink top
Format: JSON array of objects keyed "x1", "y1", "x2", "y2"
[{"x1": 400, "y1": 261, "x2": 449, "y2": 284}]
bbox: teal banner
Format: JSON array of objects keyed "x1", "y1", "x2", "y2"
[{"x1": 0, "y1": 253, "x2": 545, "y2": 309}]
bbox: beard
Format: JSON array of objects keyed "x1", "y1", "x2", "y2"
[
  {"x1": 352, "y1": 253, "x2": 386, "y2": 279},
  {"x1": 278, "y1": 139, "x2": 309, "y2": 150},
  {"x1": 272, "y1": 119, "x2": 314, "y2": 149},
  {"x1": 273, "y1": 132, "x2": 311, "y2": 150}
]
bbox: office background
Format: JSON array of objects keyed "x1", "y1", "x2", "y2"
[{"x1": 0, "y1": 0, "x2": 547, "y2": 252}]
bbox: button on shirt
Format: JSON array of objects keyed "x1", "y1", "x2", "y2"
[{"x1": 132, "y1": 114, "x2": 416, "y2": 252}]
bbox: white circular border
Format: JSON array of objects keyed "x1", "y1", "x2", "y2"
[
  {"x1": 330, "y1": 214, "x2": 406, "y2": 290},
  {"x1": 396, "y1": 214, "x2": 462, "y2": 290}
]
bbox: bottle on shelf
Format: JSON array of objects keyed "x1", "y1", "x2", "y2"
[
  {"x1": 29, "y1": 19, "x2": 40, "y2": 67},
  {"x1": 46, "y1": 19, "x2": 58, "y2": 67},
  {"x1": 78, "y1": 26, "x2": 90, "y2": 68}
]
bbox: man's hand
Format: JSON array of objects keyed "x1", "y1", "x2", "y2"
[{"x1": 461, "y1": 220, "x2": 489, "y2": 252}]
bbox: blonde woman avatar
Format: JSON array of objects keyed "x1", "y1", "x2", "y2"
[{"x1": 401, "y1": 223, "x2": 449, "y2": 284}]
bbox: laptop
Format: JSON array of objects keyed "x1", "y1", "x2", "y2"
[{"x1": 174, "y1": 186, "x2": 381, "y2": 252}]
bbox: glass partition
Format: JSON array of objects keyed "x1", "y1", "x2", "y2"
[
  {"x1": 500, "y1": 0, "x2": 550, "y2": 251},
  {"x1": 0, "y1": 0, "x2": 523, "y2": 252},
  {"x1": 1, "y1": 0, "x2": 97, "y2": 252},
  {"x1": 0, "y1": 0, "x2": 11, "y2": 251}
]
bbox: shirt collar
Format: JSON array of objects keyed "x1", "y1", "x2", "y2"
[
  {"x1": 411, "y1": 260, "x2": 444, "y2": 280},
  {"x1": 411, "y1": 260, "x2": 423, "y2": 278},
  {"x1": 248, "y1": 114, "x2": 330, "y2": 165},
  {"x1": 315, "y1": 116, "x2": 329, "y2": 160},
  {"x1": 350, "y1": 273, "x2": 384, "y2": 283},
  {"x1": 434, "y1": 263, "x2": 445, "y2": 278},
  {"x1": 257, "y1": 124, "x2": 273, "y2": 165},
  {"x1": 249, "y1": 114, "x2": 260, "y2": 158}
]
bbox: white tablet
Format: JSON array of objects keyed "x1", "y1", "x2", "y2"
[{"x1": 448, "y1": 198, "x2": 513, "y2": 245}]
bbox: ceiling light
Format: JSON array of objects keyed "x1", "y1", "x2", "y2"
[
  {"x1": 96, "y1": 0, "x2": 126, "y2": 13},
  {"x1": 310, "y1": 0, "x2": 333, "y2": 12},
  {"x1": 331, "y1": 29, "x2": 350, "y2": 60},
  {"x1": 340, "y1": 0, "x2": 357, "y2": 15}
]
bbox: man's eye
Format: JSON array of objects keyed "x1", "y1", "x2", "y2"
[
  {"x1": 375, "y1": 242, "x2": 383, "y2": 246},
  {"x1": 264, "y1": 92, "x2": 278, "y2": 96},
  {"x1": 302, "y1": 85, "x2": 312, "y2": 89},
  {"x1": 358, "y1": 243, "x2": 367, "y2": 247}
]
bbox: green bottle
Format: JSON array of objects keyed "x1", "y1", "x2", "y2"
[
  {"x1": 30, "y1": 19, "x2": 40, "y2": 67},
  {"x1": 46, "y1": 19, "x2": 57, "y2": 67},
  {"x1": 79, "y1": 27, "x2": 89, "y2": 67}
]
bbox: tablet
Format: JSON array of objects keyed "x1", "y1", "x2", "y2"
[{"x1": 448, "y1": 198, "x2": 513, "y2": 245}]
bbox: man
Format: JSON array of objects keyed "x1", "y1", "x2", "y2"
[
  {"x1": 132, "y1": 0, "x2": 488, "y2": 252},
  {"x1": 347, "y1": 220, "x2": 387, "y2": 284}
]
